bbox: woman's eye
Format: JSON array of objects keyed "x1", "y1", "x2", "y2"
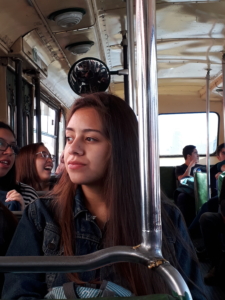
[
  {"x1": 66, "y1": 137, "x2": 73, "y2": 143},
  {"x1": 86, "y1": 137, "x2": 96, "y2": 142}
]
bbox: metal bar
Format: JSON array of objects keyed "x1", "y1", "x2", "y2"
[
  {"x1": 35, "y1": 73, "x2": 41, "y2": 143},
  {"x1": 0, "y1": 248, "x2": 192, "y2": 298},
  {"x1": 206, "y1": 70, "x2": 210, "y2": 200},
  {"x1": 126, "y1": 0, "x2": 136, "y2": 113},
  {"x1": 222, "y1": 54, "x2": 225, "y2": 143},
  {"x1": 121, "y1": 32, "x2": 129, "y2": 104},
  {"x1": 0, "y1": 246, "x2": 155, "y2": 273},
  {"x1": 15, "y1": 58, "x2": 23, "y2": 147},
  {"x1": 136, "y1": 0, "x2": 161, "y2": 252}
]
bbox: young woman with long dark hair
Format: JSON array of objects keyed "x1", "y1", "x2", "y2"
[
  {"x1": 16, "y1": 142, "x2": 55, "y2": 193},
  {"x1": 2, "y1": 93, "x2": 205, "y2": 299},
  {"x1": 0, "y1": 122, "x2": 38, "y2": 210}
]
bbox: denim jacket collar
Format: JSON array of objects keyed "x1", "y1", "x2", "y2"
[{"x1": 74, "y1": 186, "x2": 88, "y2": 218}]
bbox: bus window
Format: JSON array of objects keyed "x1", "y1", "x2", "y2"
[{"x1": 159, "y1": 112, "x2": 219, "y2": 156}]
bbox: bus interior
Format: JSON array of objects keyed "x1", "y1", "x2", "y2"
[{"x1": 0, "y1": 0, "x2": 225, "y2": 299}]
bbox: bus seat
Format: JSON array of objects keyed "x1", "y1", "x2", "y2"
[
  {"x1": 218, "y1": 171, "x2": 225, "y2": 197},
  {"x1": 194, "y1": 172, "x2": 208, "y2": 212},
  {"x1": 160, "y1": 167, "x2": 176, "y2": 201}
]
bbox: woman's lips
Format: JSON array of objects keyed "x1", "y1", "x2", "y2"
[
  {"x1": 68, "y1": 161, "x2": 86, "y2": 170},
  {"x1": 0, "y1": 160, "x2": 11, "y2": 168}
]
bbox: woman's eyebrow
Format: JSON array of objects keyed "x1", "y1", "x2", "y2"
[{"x1": 66, "y1": 127, "x2": 103, "y2": 135}]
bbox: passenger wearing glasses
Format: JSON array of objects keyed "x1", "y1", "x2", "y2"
[
  {"x1": 16, "y1": 142, "x2": 55, "y2": 194},
  {"x1": 0, "y1": 122, "x2": 38, "y2": 211}
]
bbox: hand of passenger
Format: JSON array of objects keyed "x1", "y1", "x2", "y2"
[
  {"x1": 5, "y1": 189, "x2": 25, "y2": 211},
  {"x1": 215, "y1": 172, "x2": 222, "y2": 180},
  {"x1": 189, "y1": 159, "x2": 196, "y2": 168},
  {"x1": 221, "y1": 164, "x2": 225, "y2": 172}
]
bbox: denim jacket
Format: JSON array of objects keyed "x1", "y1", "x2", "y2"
[{"x1": 2, "y1": 188, "x2": 205, "y2": 300}]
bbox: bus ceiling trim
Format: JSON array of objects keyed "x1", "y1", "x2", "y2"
[
  {"x1": 40, "y1": 81, "x2": 69, "y2": 109},
  {"x1": 8, "y1": 37, "x2": 47, "y2": 79},
  {"x1": 199, "y1": 73, "x2": 223, "y2": 99},
  {"x1": 0, "y1": 39, "x2": 10, "y2": 55},
  {"x1": 29, "y1": 0, "x2": 71, "y2": 68}
]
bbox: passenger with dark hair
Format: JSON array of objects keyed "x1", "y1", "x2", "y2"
[
  {"x1": 175, "y1": 145, "x2": 200, "y2": 181},
  {"x1": 0, "y1": 122, "x2": 38, "y2": 210},
  {"x1": 2, "y1": 93, "x2": 205, "y2": 299},
  {"x1": 0, "y1": 202, "x2": 18, "y2": 293},
  {"x1": 174, "y1": 145, "x2": 200, "y2": 226},
  {"x1": 16, "y1": 143, "x2": 55, "y2": 195}
]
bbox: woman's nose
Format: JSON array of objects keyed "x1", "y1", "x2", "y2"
[
  {"x1": 68, "y1": 139, "x2": 84, "y2": 155},
  {"x1": 3, "y1": 145, "x2": 14, "y2": 155}
]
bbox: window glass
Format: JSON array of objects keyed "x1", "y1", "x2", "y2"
[
  {"x1": 158, "y1": 112, "x2": 218, "y2": 156},
  {"x1": 41, "y1": 101, "x2": 48, "y2": 133},
  {"x1": 48, "y1": 106, "x2": 55, "y2": 135}
]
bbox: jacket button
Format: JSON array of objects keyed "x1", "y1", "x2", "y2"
[{"x1": 48, "y1": 242, "x2": 56, "y2": 250}]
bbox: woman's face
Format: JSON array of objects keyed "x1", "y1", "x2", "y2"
[
  {"x1": 35, "y1": 145, "x2": 53, "y2": 182},
  {"x1": 0, "y1": 128, "x2": 16, "y2": 177},
  {"x1": 65, "y1": 107, "x2": 111, "y2": 186}
]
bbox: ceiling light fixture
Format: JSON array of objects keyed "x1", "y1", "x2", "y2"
[
  {"x1": 48, "y1": 8, "x2": 86, "y2": 28},
  {"x1": 66, "y1": 41, "x2": 94, "y2": 55}
]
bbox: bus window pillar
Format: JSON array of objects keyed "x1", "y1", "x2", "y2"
[
  {"x1": 0, "y1": 58, "x2": 8, "y2": 124},
  {"x1": 34, "y1": 72, "x2": 41, "y2": 143},
  {"x1": 15, "y1": 58, "x2": 23, "y2": 147}
]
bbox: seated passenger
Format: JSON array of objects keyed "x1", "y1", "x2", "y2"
[
  {"x1": 199, "y1": 177, "x2": 225, "y2": 285},
  {"x1": 189, "y1": 143, "x2": 225, "y2": 239},
  {"x1": 0, "y1": 122, "x2": 38, "y2": 211},
  {"x1": 16, "y1": 143, "x2": 56, "y2": 194},
  {"x1": 174, "y1": 145, "x2": 200, "y2": 226},
  {"x1": 2, "y1": 93, "x2": 205, "y2": 299},
  {"x1": 210, "y1": 143, "x2": 225, "y2": 197},
  {"x1": 0, "y1": 202, "x2": 18, "y2": 293}
]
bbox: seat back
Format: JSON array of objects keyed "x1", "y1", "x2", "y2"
[
  {"x1": 194, "y1": 172, "x2": 208, "y2": 212},
  {"x1": 160, "y1": 167, "x2": 176, "y2": 201},
  {"x1": 218, "y1": 172, "x2": 225, "y2": 197}
]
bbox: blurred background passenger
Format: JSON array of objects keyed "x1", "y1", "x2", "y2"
[
  {"x1": 16, "y1": 142, "x2": 56, "y2": 193},
  {"x1": 0, "y1": 122, "x2": 38, "y2": 210},
  {"x1": 55, "y1": 150, "x2": 65, "y2": 176}
]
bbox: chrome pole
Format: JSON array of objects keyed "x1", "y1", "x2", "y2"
[
  {"x1": 206, "y1": 70, "x2": 210, "y2": 200},
  {"x1": 136, "y1": 0, "x2": 192, "y2": 297},
  {"x1": 222, "y1": 54, "x2": 225, "y2": 143},
  {"x1": 126, "y1": 0, "x2": 136, "y2": 114},
  {"x1": 136, "y1": 0, "x2": 161, "y2": 253}
]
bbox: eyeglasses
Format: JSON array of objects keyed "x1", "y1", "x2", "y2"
[
  {"x1": 0, "y1": 138, "x2": 19, "y2": 155},
  {"x1": 36, "y1": 151, "x2": 55, "y2": 162}
]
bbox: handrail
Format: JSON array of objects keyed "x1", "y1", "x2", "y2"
[{"x1": 0, "y1": 245, "x2": 191, "y2": 298}]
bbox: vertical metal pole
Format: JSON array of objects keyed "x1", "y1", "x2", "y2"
[
  {"x1": 206, "y1": 70, "x2": 210, "y2": 200},
  {"x1": 15, "y1": 58, "x2": 23, "y2": 147},
  {"x1": 35, "y1": 73, "x2": 41, "y2": 143},
  {"x1": 126, "y1": 0, "x2": 136, "y2": 114},
  {"x1": 222, "y1": 54, "x2": 225, "y2": 143},
  {"x1": 136, "y1": 0, "x2": 161, "y2": 253},
  {"x1": 121, "y1": 31, "x2": 129, "y2": 104}
]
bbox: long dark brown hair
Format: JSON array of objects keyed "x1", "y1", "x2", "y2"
[
  {"x1": 16, "y1": 142, "x2": 45, "y2": 191},
  {"x1": 51, "y1": 93, "x2": 199, "y2": 295}
]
